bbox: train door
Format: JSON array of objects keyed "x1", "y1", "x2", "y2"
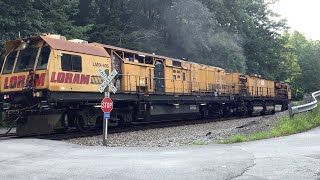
[
  {"x1": 111, "y1": 51, "x2": 123, "y2": 90},
  {"x1": 154, "y1": 60, "x2": 165, "y2": 94}
]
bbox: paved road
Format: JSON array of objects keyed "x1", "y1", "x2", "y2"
[{"x1": 0, "y1": 128, "x2": 320, "y2": 180}]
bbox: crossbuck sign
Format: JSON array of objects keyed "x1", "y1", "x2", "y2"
[
  {"x1": 98, "y1": 68, "x2": 118, "y2": 147},
  {"x1": 98, "y1": 69, "x2": 118, "y2": 93}
]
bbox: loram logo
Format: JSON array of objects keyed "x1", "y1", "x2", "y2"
[
  {"x1": 3, "y1": 73, "x2": 46, "y2": 89},
  {"x1": 3, "y1": 72, "x2": 92, "y2": 89},
  {"x1": 50, "y1": 72, "x2": 90, "y2": 84}
]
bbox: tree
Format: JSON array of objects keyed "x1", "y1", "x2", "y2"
[
  {"x1": 0, "y1": 0, "x2": 89, "y2": 50},
  {"x1": 75, "y1": 0, "x2": 98, "y2": 26},
  {"x1": 200, "y1": 0, "x2": 288, "y2": 79},
  {"x1": 33, "y1": 0, "x2": 91, "y2": 39},
  {"x1": 0, "y1": 0, "x2": 43, "y2": 48},
  {"x1": 286, "y1": 31, "x2": 320, "y2": 99}
]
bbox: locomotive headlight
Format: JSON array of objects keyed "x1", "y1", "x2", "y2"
[
  {"x1": 3, "y1": 95, "x2": 10, "y2": 100},
  {"x1": 33, "y1": 91, "x2": 43, "y2": 98},
  {"x1": 36, "y1": 92, "x2": 41, "y2": 97},
  {"x1": 18, "y1": 41, "x2": 28, "y2": 50}
]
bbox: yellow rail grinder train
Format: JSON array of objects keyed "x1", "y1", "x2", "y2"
[{"x1": 0, "y1": 34, "x2": 291, "y2": 136}]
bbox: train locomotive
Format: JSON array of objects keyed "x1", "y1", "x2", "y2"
[{"x1": 0, "y1": 34, "x2": 291, "y2": 136}]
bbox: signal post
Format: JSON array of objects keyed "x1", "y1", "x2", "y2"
[{"x1": 98, "y1": 69, "x2": 118, "y2": 146}]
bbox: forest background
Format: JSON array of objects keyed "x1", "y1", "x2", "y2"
[{"x1": 0, "y1": 0, "x2": 319, "y2": 99}]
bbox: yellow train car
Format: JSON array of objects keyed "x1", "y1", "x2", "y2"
[
  {"x1": 246, "y1": 75, "x2": 275, "y2": 97},
  {"x1": 92, "y1": 43, "x2": 168, "y2": 95},
  {"x1": 215, "y1": 67, "x2": 226, "y2": 94},
  {"x1": 1, "y1": 35, "x2": 110, "y2": 94},
  {"x1": 190, "y1": 63, "x2": 201, "y2": 93},
  {"x1": 0, "y1": 34, "x2": 291, "y2": 136},
  {"x1": 225, "y1": 73, "x2": 247, "y2": 95},
  {"x1": 275, "y1": 82, "x2": 292, "y2": 100},
  {"x1": 189, "y1": 63, "x2": 226, "y2": 94},
  {"x1": 226, "y1": 73, "x2": 278, "y2": 115},
  {"x1": 162, "y1": 59, "x2": 191, "y2": 94}
]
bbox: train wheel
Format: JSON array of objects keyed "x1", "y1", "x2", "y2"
[
  {"x1": 74, "y1": 113, "x2": 90, "y2": 132},
  {"x1": 201, "y1": 106, "x2": 209, "y2": 118},
  {"x1": 117, "y1": 115, "x2": 125, "y2": 127},
  {"x1": 117, "y1": 111, "x2": 133, "y2": 127}
]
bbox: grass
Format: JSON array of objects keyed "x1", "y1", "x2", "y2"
[
  {"x1": 179, "y1": 139, "x2": 209, "y2": 146},
  {"x1": 291, "y1": 101, "x2": 301, "y2": 106},
  {"x1": 220, "y1": 105, "x2": 320, "y2": 144},
  {"x1": 191, "y1": 140, "x2": 209, "y2": 145}
]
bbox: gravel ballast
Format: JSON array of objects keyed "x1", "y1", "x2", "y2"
[{"x1": 65, "y1": 111, "x2": 288, "y2": 147}]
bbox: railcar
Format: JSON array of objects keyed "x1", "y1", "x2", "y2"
[{"x1": 0, "y1": 34, "x2": 291, "y2": 136}]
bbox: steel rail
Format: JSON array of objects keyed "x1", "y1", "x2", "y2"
[{"x1": 289, "y1": 91, "x2": 320, "y2": 117}]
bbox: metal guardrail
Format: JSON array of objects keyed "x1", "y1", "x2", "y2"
[{"x1": 289, "y1": 91, "x2": 320, "y2": 117}]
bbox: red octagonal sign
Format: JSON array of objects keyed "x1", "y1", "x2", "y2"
[{"x1": 101, "y1": 98, "x2": 113, "y2": 113}]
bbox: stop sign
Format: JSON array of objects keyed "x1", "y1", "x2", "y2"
[{"x1": 101, "y1": 98, "x2": 113, "y2": 113}]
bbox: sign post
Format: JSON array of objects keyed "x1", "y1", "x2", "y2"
[{"x1": 98, "y1": 69, "x2": 118, "y2": 146}]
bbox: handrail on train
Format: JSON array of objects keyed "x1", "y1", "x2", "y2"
[{"x1": 115, "y1": 74, "x2": 278, "y2": 97}]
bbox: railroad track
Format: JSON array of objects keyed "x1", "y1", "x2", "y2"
[
  {"x1": 0, "y1": 130, "x2": 102, "y2": 141},
  {"x1": 0, "y1": 133, "x2": 18, "y2": 139},
  {"x1": 0, "y1": 114, "x2": 275, "y2": 141}
]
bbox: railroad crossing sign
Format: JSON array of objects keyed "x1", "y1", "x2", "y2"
[
  {"x1": 101, "y1": 98, "x2": 113, "y2": 113},
  {"x1": 98, "y1": 69, "x2": 118, "y2": 93},
  {"x1": 98, "y1": 68, "x2": 118, "y2": 147}
]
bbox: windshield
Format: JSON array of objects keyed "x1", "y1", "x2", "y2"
[
  {"x1": 36, "y1": 46, "x2": 51, "y2": 70},
  {"x1": 14, "y1": 47, "x2": 39, "y2": 73},
  {"x1": 2, "y1": 44, "x2": 51, "y2": 74},
  {"x1": 2, "y1": 51, "x2": 17, "y2": 74}
]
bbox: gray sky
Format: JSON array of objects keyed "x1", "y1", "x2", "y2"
[{"x1": 272, "y1": 0, "x2": 320, "y2": 40}]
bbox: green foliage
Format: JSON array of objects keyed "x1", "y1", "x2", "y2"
[
  {"x1": 179, "y1": 139, "x2": 209, "y2": 146},
  {"x1": 164, "y1": 0, "x2": 247, "y2": 72},
  {"x1": 33, "y1": 0, "x2": 92, "y2": 39},
  {"x1": 1, "y1": 0, "x2": 317, "y2": 98},
  {"x1": 0, "y1": 0, "x2": 42, "y2": 48},
  {"x1": 220, "y1": 105, "x2": 320, "y2": 144},
  {"x1": 190, "y1": 140, "x2": 209, "y2": 146},
  {"x1": 285, "y1": 31, "x2": 320, "y2": 99},
  {"x1": 0, "y1": 0, "x2": 89, "y2": 49}
]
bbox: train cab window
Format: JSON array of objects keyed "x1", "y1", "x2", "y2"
[
  {"x1": 61, "y1": 54, "x2": 82, "y2": 72},
  {"x1": 36, "y1": 46, "x2": 51, "y2": 70},
  {"x1": 173, "y1": 70, "x2": 176, "y2": 73},
  {"x1": 173, "y1": 61, "x2": 181, "y2": 67},
  {"x1": 14, "y1": 47, "x2": 39, "y2": 73},
  {"x1": 145, "y1": 56, "x2": 153, "y2": 64},
  {"x1": 124, "y1": 53, "x2": 135, "y2": 62},
  {"x1": 135, "y1": 55, "x2": 144, "y2": 63},
  {"x1": 177, "y1": 75, "x2": 181, "y2": 79},
  {"x1": 2, "y1": 51, "x2": 17, "y2": 74},
  {"x1": 183, "y1": 72, "x2": 186, "y2": 81}
]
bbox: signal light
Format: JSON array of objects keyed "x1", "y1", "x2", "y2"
[{"x1": 33, "y1": 91, "x2": 43, "y2": 98}]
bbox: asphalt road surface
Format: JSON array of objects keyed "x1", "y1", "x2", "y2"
[{"x1": 1, "y1": 128, "x2": 320, "y2": 180}]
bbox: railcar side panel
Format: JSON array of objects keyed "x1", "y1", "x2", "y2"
[
  {"x1": 121, "y1": 61, "x2": 154, "y2": 93},
  {"x1": 48, "y1": 50, "x2": 111, "y2": 92}
]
